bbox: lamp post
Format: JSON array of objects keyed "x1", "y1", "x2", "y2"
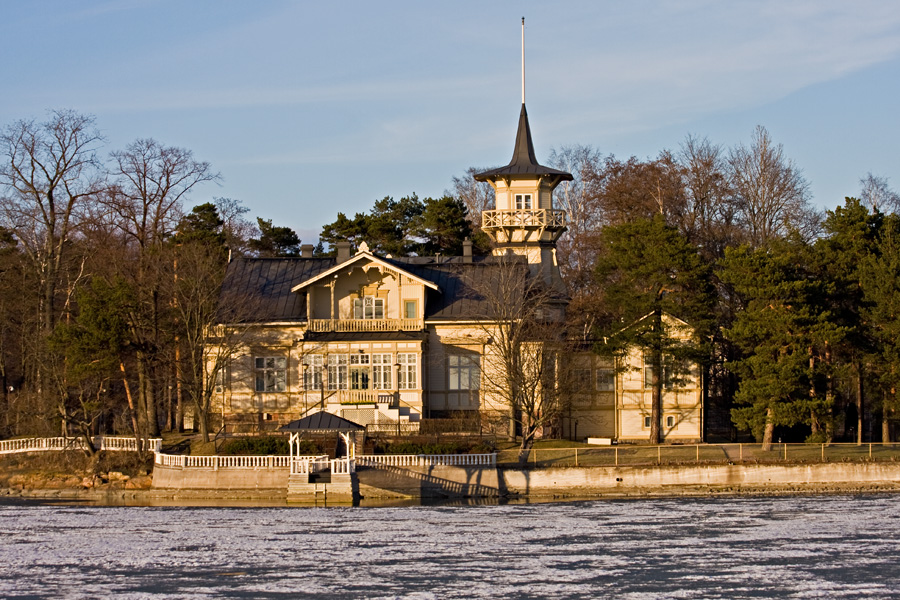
[{"x1": 302, "y1": 363, "x2": 309, "y2": 417}]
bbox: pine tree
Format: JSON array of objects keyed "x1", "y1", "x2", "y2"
[
  {"x1": 594, "y1": 215, "x2": 715, "y2": 444},
  {"x1": 722, "y1": 238, "x2": 844, "y2": 449}
]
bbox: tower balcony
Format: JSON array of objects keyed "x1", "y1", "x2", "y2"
[
  {"x1": 481, "y1": 209, "x2": 567, "y2": 244},
  {"x1": 482, "y1": 208, "x2": 566, "y2": 230}
]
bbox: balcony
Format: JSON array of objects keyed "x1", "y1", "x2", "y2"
[
  {"x1": 482, "y1": 208, "x2": 566, "y2": 230},
  {"x1": 307, "y1": 318, "x2": 424, "y2": 333}
]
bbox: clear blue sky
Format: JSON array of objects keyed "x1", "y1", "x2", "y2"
[{"x1": 2, "y1": 1, "x2": 899, "y2": 243}]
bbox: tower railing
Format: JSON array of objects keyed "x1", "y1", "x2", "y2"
[{"x1": 482, "y1": 208, "x2": 566, "y2": 229}]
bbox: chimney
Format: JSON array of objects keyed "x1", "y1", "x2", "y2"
[
  {"x1": 463, "y1": 237, "x2": 473, "y2": 263},
  {"x1": 300, "y1": 244, "x2": 314, "y2": 258},
  {"x1": 336, "y1": 241, "x2": 352, "y2": 263}
]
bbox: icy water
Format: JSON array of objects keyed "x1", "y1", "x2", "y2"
[{"x1": 1, "y1": 495, "x2": 899, "y2": 599}]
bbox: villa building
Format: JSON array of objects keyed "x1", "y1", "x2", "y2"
[{"x1": 210, "y1": 103, "x2": 703, "y2": 443}]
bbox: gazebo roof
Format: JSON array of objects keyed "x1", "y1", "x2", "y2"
[{"x1": 280, "y1": 411, "x2": 365, "y2": 434}]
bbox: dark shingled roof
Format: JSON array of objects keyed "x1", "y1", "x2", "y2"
[
  {"x1": 219, "y1": 254, "x2": 531, "y2": 324},
  {"x1": 280, "y1": 411, "x2": 365, "y2": 433},
  {"x1": 387, "y1": 256, "x2": 528, "y2": 321},
  {"x1": 219, "y1": 258, "x2": 334, "y2": 322},
  {"x1": 474, "y1": 104, "x2": 573, "y2": 181}
]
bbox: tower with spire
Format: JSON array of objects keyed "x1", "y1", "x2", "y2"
[{"x1": 475, "y1": 19, "x2": 573, "y2": 292}]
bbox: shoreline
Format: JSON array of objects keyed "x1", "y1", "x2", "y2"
[{"x1": 4, "y1": 479, "x2": 900, "y2": 506}]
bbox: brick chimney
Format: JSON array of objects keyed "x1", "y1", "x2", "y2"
[
  {"x1": 336, "y1": 241, "x2": 352, "y2": 263},
  {"x1": 300, "y1": 244, "x2": 314, "y2": 258}
]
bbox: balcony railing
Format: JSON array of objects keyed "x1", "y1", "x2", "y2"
[
  {"x1": 482, "y1": 208, "x2": 567, "y2": 229},
  {"x1": 307, "y1": 318, "x2": 423, "y2": 332}
]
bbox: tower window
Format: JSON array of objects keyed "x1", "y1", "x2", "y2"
[{"x1": 515, "y1": 194, "x2": 532, "y2": 210}]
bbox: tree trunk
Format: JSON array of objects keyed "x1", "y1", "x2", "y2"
[
  {"x1": 175, "y1": 342, "x2": 184, "y2": 433},
  {"x1": 761, "y1": 406, "x2": 775, "y2": 451},
  {"x1": 856, "y1": 362, "x2": 864, "y2": 445}
]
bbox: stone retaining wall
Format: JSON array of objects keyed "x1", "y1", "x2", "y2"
[
  {"x1": 150, "y1": 461, "x2": 900, "y2": 497},
  {"x1": 499, "y1": 462, "x2": 900, "y2": 496},
  {"x1": 151, "y1": 464, "x2": 288, "y2": 489}
]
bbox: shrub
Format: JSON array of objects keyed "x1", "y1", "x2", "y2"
[{"x1": 219, "y1": 436, "x2": 290, "y2": 456}]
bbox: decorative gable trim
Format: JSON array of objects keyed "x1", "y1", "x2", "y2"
[{"x1": 290, "y1": 250, "x2": 440, "y2": 293}]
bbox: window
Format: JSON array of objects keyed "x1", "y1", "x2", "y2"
[
  {"x1": 643, "y1": 416, "x2": 651, "y2": 428},
  {"x1": 213, "y1": 365, "x2": 227, "y2": 394},
  {"x1": 449, "y1": 355, "x2": 480, "y2": 390},
  {"x1": 398, "y1": 353, "x2": 417, "y2": 389},
  {"x1": 404, "y1": 300, "x2": 417, "y2": 320},
  {"x1": 515, "y1": 193, "x2": 532, "y2": 209},
  {"x1": 354, "y1": 296, "x2": 384, "y2": 320},
  {"x1": 350, "y1": 353, "x2": 371, "y2": 390},
  {"x1": 302, "y1": 355, "x2": 323, "y2": 390},
  {"x1": 254, "y1": 357, "x2": 286, "y2": 393},
  {"x1": 327, "y1": 354, "x2": 348, "y2": 390},
  {"x1": 643, "y1": 366, "x2": 674, "y2": 389},
  {"x1": 573, "y1": 369, "x2": 591, "y2": 390},
  {"x1": 595, "y1": 368, "x2": 615, "y2": 392},
  {"x1": 372, "y1": 353, "x2": 392, "y2": 390},
  {"x1": 666, "y1": 415, "x2": 675, "y2": 428}
]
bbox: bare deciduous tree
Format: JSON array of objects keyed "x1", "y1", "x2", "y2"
[
  {"x1": 105, "y1": 138, "x2": 220, "y2": 436},
  {"x1": 677, "y1": 134, "x2": 740, "y2": 258},
  {"x1": 0, "y1": 110, "x2": 104, "y2": 333},
  {"x1": 859, "y1": 172, "x2": 900, "y2": 215},
  {"x1": 728, "y1": 125, "x2": 818, "y2": 247},
  {"x1": 462, "y1": 255, "x2": 569, "y2": 460},
  {"x1": 547, "y1": 145, "x2": 606, "y2": 289},
  {"x1": 449, "y1": 167, "x2": 495, "y2": 227}
]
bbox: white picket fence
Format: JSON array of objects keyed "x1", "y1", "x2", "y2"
[
  {"x1": 154, "y1": 453, "x2": 295, "y2": 469},
  {"x1": 0, "y1": 436, "x2": 162, "y2": 455},
  {"x1": 356, "y1": 453, "x2": 497, "y2": 467}
]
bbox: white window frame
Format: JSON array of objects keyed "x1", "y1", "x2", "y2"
[
  {"x1": 398, "y1": 353, "x2": 417, "y2": 390},
  {"x1": 354, "y1": 296, "x2": 385, "y2": 320},
  {"x1": 515, "y1": 193, "x2": 532, "y2": 210},
  {"x1": 327, "y1": 354, "x2": 348, "y2": 390},
  {"x1": 254, "y1": 357, "x2": 287, "y2": 393},
  {"x1": 350, "y1": 353, "x2": 371, "y2": 390},
  {"x1": 302, "y1": 354, "x2": 324, "y2": 390},
  {"x1": 372, "y1": 353, "x2": 392, "y2": 390}
]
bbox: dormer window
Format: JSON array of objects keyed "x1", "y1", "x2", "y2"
[
  {"x1": 354, "y1": 296, "x2": 384, "y2": 320},
  {"x1": 515, "y1": 194, "x2": 532, "y2": 210}
]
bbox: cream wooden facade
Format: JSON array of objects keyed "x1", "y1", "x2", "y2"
[{"x1": 211, "y1": 103, "x2": 704, "y2": 443}]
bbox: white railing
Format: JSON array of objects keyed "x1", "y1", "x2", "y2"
[
  {"x1": 482, "y1": 209, "x2": 566, "y2": 229},
  {"x1": 357, "y1": 453, "x2": 497, "y2": 468},
  {"x1": 0, "y1": 436, "x2": 162, "y2": 455},
  {"x1": 365, "y1": 423, "x2": 421, "y2": 434},
  {"x1": 291, "y1": 455, "x2": 331, "y2": 475},
  {"x1": 307, "y1": 318, "x2": 423, "y2": 332},
  {"x1": 331, "y1": 457, "x2": 355, "y2": 475},
  {"x1": 154, "y1": 453, "x2": 294, "y2": 469}
]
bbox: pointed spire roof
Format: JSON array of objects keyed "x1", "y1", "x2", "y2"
[{"x1": 474, "y1": 104, "x2": 573, "y2": 181}]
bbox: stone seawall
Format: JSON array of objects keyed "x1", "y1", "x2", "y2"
[
  {"x1": 499, "y1": 462, "x2": 900, "y2": 497},
  {"x1": 151, "y1": 464, "x2": 289, "y2": 490},
  {"x1": 150, "y1": 461, "x2": 900, "y2": 498}
]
